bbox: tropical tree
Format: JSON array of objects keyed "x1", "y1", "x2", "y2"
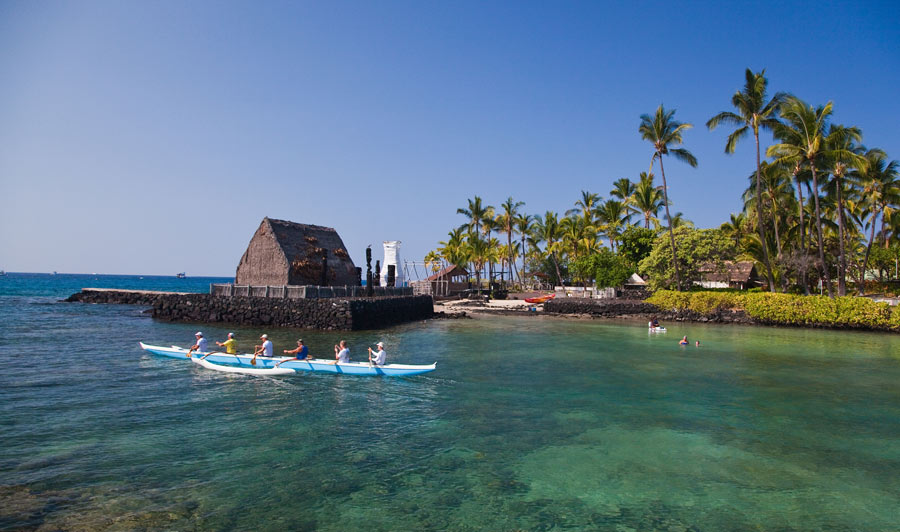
[
  {"x1": 424, "y1": 250, "x2": 443, "y2": 274},
  {"x1": 822, "y1": 124, "x2": 865, "y2": 295},
  {"x1": 596, "y1": 199, "x2": 630, "y2": 251},
  {"x1": 566, "y1": 190, "x2": 602, "y2": 226},
  {"x1": 495, "y1": 197, "x2": 525, "y2": 286},
  {"x1": 457, "y1": 196, "x2": 494, "y2": 236},
  {"x1": 533, "y1": 211, "x2": 565, "y2": 285},
  {"x1": 438, "y1": 227, "x2": 469, "y2": 268},
  {"x1": 639, "y1": 104, "x2": 698, "y2": 290},
  {"x1": 851, "y1": 148, "x2": 900, "y2": 293},
  {"x1": 706, "y1": 68, "x2": 786, "y2": 291},
  {"x1": 514, "y1": 213, "x2": 535, "y2": 285},
  {"x1": 631, "y1": 172, "x2": 664, "y2": 228},
  {"x1": 768, "y1": 97, "x2": 837, "y2": 296}
]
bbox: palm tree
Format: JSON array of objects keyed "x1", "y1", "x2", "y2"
[
  {"x1": 514, "y1": 213, "x2": 535, "y2": 285},
  {"x1": 596, "y1": 199, "x2": 630, "y2": 251},
  {"x1": 438, "y1": 227, "x2": 468, "y2": 268},
  {"x1": 424, "y1": 250, "x2": 443, "y2": 274},
  {"x1": 533, "y1": 211, "x2": 564, "y2": 285},
  {"x1": 639, "y1": 104, "x2": 698, "y2": 290},
  {"x1": 706, "y1": 69, "x2": 787, "y2": 292},
  {"x1": 720, "y1": 212, "x2": 747, "y2": 248},
  {"x1": 851, "y1": 148, "x2": 900, "y2": 293},
  {"x1": 457, "y1": 196, "x2": 494, "y2": 236},
  {"x1": 631, "y1": 172, "x2": 664, "y2": 228},
  {"x1": 768, "y1": 97, "x2": 837, "y2": 296},
  {"x1": 495, "y1": 197, "x2": 525, "y2": 286},
  {"x1": 566, "y1": 190, "x2": 601, "y2": 226},
  {"x1": 822, "y1": 124, "x2": 865, "y2": 295}
]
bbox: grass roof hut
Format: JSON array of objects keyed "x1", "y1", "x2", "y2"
[{"x1": 235, "y1": 218, "x2": 358, "y2": 286}]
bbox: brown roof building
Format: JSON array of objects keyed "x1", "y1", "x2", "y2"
[
  {"x1": 235, "y1": 218, "x2": 358, "y2": 286},
  {"x1": 698, "y1": 261, "x2": 761, "y2": 290}
]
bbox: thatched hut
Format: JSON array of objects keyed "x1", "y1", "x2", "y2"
[
  {"x1": 698, "y1": 261, "x2": 761, "y2": 290},
  {"x1": 235, "y1": 218, "x2": 358, "y2": 286}
]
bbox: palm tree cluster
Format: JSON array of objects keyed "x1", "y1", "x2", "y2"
[{"x1": 428, "y1": 68, "x2": 898, "y2": 296}]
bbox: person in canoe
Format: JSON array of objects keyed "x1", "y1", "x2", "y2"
[
  {"x1": 215, "y1": 332, "x2": 237, "y2": 354},
  {"x1": 188, "y1": 331, "x2": 208, "y2": 356},
  {"x1": 650, "y1": 318, "x2": 660, "y2": 328},
  {"x1": 679, "y1": 335, "x2": 688, "y2": 346},
  {"x1": 283, "y1": 338, "x2": 312, "y2": 360},
  {"x1": 367, "y1": 341, "x2": 386, "y2": 366},
  {"x1": 333, "y1": 340, "x2": 350, "y2": 364},
  {"x1": 254, "y1": 334, "x2": 274, "y2": 357}
]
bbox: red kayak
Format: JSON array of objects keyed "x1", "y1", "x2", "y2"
[{"x1": 524, "y1": 293, "x2": 556, "y2": 304}]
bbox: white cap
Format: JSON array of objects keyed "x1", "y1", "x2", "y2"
[
  {"x1": 376, "y1": 342, "x2": 384, "y2": 347},
  {"x1": 228, "y1": 332, "x2": 234, "y2": 338},
  {"x1": 261, "y1": 334, "x2": 268, "y2": 339},
  {"x1": 195, "y1": 331, "x2": 203, "y2": 337}
]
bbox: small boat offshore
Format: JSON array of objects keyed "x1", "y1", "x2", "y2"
[{"x1": 139, "y1": 343, "x2": 437, "y2": 376}]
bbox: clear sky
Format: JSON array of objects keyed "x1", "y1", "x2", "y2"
[{"x1": 1, "y1": 0, "x2": 898, "y2": 277}]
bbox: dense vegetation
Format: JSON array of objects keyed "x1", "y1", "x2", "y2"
[
  {"x1": 648, "y1": 290, "x2": 900, "y2": 330},
  {"x1": 427, "y1": 68, "x2": 899, "y2": 298}
]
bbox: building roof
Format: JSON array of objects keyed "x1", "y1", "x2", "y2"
[
  {"x1": 235, "y1": 217, "x2": 357, "y2": 286},
  {"x1": 426, "y1": 264, "x2": 468, "y2": 281},
  {"x1": 699, "y1": 261, "x2": 757, "y2": 283}
]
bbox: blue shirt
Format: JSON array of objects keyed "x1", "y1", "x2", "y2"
[{"x1": 297, "y1": 345, "x2": 308, "y2": 358}]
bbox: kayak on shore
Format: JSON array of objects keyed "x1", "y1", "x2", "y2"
[
  {"x1": 139, "y1": 342, "x2": 437, "y2": 376},
  {"x1": 524, "y1": 293, "x2": 556, "y2": 304}
]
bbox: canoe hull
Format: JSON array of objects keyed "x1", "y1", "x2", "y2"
[
  {"x1": 139, "y1": 343, "x2": 436, "y2": 376},
  {"x1": 191, "y1": 357, "x2": 296, "y2": 375},
  {"x1": 524, "y1": 294, "x2": 556, "y2": 304}
]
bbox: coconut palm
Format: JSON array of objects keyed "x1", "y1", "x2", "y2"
[
  {"x1": 514, "y1": 213, "x2": 535, "y2": 285},
  {"x1": 457, "y1": 196, "x2": 494, "y2": 236},
  {"x1": 424, "y1": 250, "x2": 443, "y2": 274},
  {"x1": 706, "y1": 69, "x2": 787, "y2": 292},
  {"x1": 533, "y1": 211, "x2": 564, "y2": 285},
  {"x1": 596, "y1": 199, "x2": 630, "y2": 251},
  {"x1": 768, "y1": 97, "x2": 837, "y2": 296},
  {"x1": 566, "y1": 190, "x2": 602, "y2": 226},
  {"x1": 632, "y1": 172, "x2": 664, "y2": 228},
  {"x1": 851, "y1": 148, "x2": 900, "y2": 293},
  {"x1": 495, "y1": 197, "x2": 524, "y2": 286},
  {"x1": 822, "y1": 124, "x2": 865, "y2": 295},
  {"x1": 438, "y1": 227, "x2": 468, "y2": 268},
  {"x1": 639, "y1": 105, "x2": 698, "y2": 290}
]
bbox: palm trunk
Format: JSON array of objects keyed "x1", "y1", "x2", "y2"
[
  {"x1": 835, "y1": 174, "x2": 847, "y2": 296},
  {"x1": 810, "y1": 163, "x2": 833, "y2": 297},
  {"x1": 658, "y1": 154, "x2": 682, "y2": 291},
  {"x1": 795, "y1": 169, "x2": 810, "y2": 295},
  {"x1": 755, "y1": 133, "x2": 776, "y2": 292},
  {"x1": 859, "y1": 206, "x2": 879, "y2": 295}
]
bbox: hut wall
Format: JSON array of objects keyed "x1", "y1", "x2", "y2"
[{"x1": 235, "y1": 221, "x2": 290, "y2": 286}]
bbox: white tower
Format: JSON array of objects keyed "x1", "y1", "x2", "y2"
[{"x1": 381, "y1": 241, "x2": 404, "y2": 287}]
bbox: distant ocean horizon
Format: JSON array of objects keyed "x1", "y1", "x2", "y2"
[{"x1": 0, "y1": 272, "x2": 234, "y2": 299}]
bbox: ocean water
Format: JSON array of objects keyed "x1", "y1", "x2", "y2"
[{"x1": 1, "y1": 273, "x2": 899, "y2": 531}]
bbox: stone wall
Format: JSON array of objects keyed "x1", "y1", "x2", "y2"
[
  {"x1": 66, "y1": 289, "x2": 433, "y2": 330},
  {"x1": 544, "y1": 297, "x2": 754, "y2": 325}
]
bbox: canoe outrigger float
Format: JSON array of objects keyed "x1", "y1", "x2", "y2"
[{"x1": 139, "y1": 343, "x2": 437, "y2": 376}]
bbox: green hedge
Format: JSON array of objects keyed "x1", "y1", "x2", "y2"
[{"x1": 646, "y1": 290, "x2": 898, "y2": 330}]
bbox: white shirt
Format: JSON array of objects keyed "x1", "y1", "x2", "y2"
[
  {"x1": 337, "y1": 348, "x2": 350, "y2": 363},
  {"x1": 197, "y1": 337, "x2": 208, "y2": 352},
  {"x1": 371, "y1": 348, "x2": 386, "y2": 366},
  {"x1": 262, "y1": 340, "x2": 273, "y2": 357}
]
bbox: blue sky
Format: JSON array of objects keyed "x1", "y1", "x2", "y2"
[{"x1": 1, "y1": 0, "x2": 898, "y2": 276}]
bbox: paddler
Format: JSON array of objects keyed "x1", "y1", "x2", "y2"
[
  {"x1": 367, "y1": 341, "x2": 386, "y2": 366},
  {"x1": 188, "y1": 331, "x2": 208, "y2": 356},
  {"x1": 283, "y1": 339, "x2": 312, "y2": 360},
  {"x1": 332, "y1": 340, "x2": 350, "y2": 364},
  {"x1": 254, "y1": 334, "x2": 274, "y2": 357},
  {"x1": 215, "y1": 332, "x2": 237, "y2": 354}
]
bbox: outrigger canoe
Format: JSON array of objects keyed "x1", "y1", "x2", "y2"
[
  {"x1": 524, "y1": 293, "x2": 556, "y2": 304},
  {"x1": 649, "y1": 326, "x2": 667, "y2": 333},
  {"x1": 139, "y1": 343, "x2": 437, "y2": 376}
]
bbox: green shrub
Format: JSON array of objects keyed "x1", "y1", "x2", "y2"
[{"x1": 648, "y1": 290, "x2": 898, "y2": 330}]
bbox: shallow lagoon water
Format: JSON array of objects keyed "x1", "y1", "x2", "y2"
[{"x1": 1, "y1": 274, "x2": 899, "y2": 530}]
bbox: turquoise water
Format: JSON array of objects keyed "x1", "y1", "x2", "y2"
[{"x1": 1, "y1": 274, "x2": 899, "y2": 530}]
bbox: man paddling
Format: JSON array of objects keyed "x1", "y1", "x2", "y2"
[
  {"x1": 215, "y1": 332, "x2": 237, "y2": 354},
  {"x1": 187, "y1": 331, "x2": 208, "y2": 357},
  {"x1": 332, "y1": 340, "x2": 350, "y2": 365},
  {"x1": 279, "y1": 339, "x2": 312, "y2": 363},
  {"x1": 367, "y1": 341, "x2": 386, "y2": 366},
  {"x1": 254, "y1": 334, "x2": 274, "y2": 357}
]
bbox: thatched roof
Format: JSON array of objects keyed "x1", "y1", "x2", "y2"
[
  {"x1": 235, "y1": 218, "x2": 358, "y2": 286},
  {"x1": 699, "y1": 261, "x2": 757, "y2": 283}
]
